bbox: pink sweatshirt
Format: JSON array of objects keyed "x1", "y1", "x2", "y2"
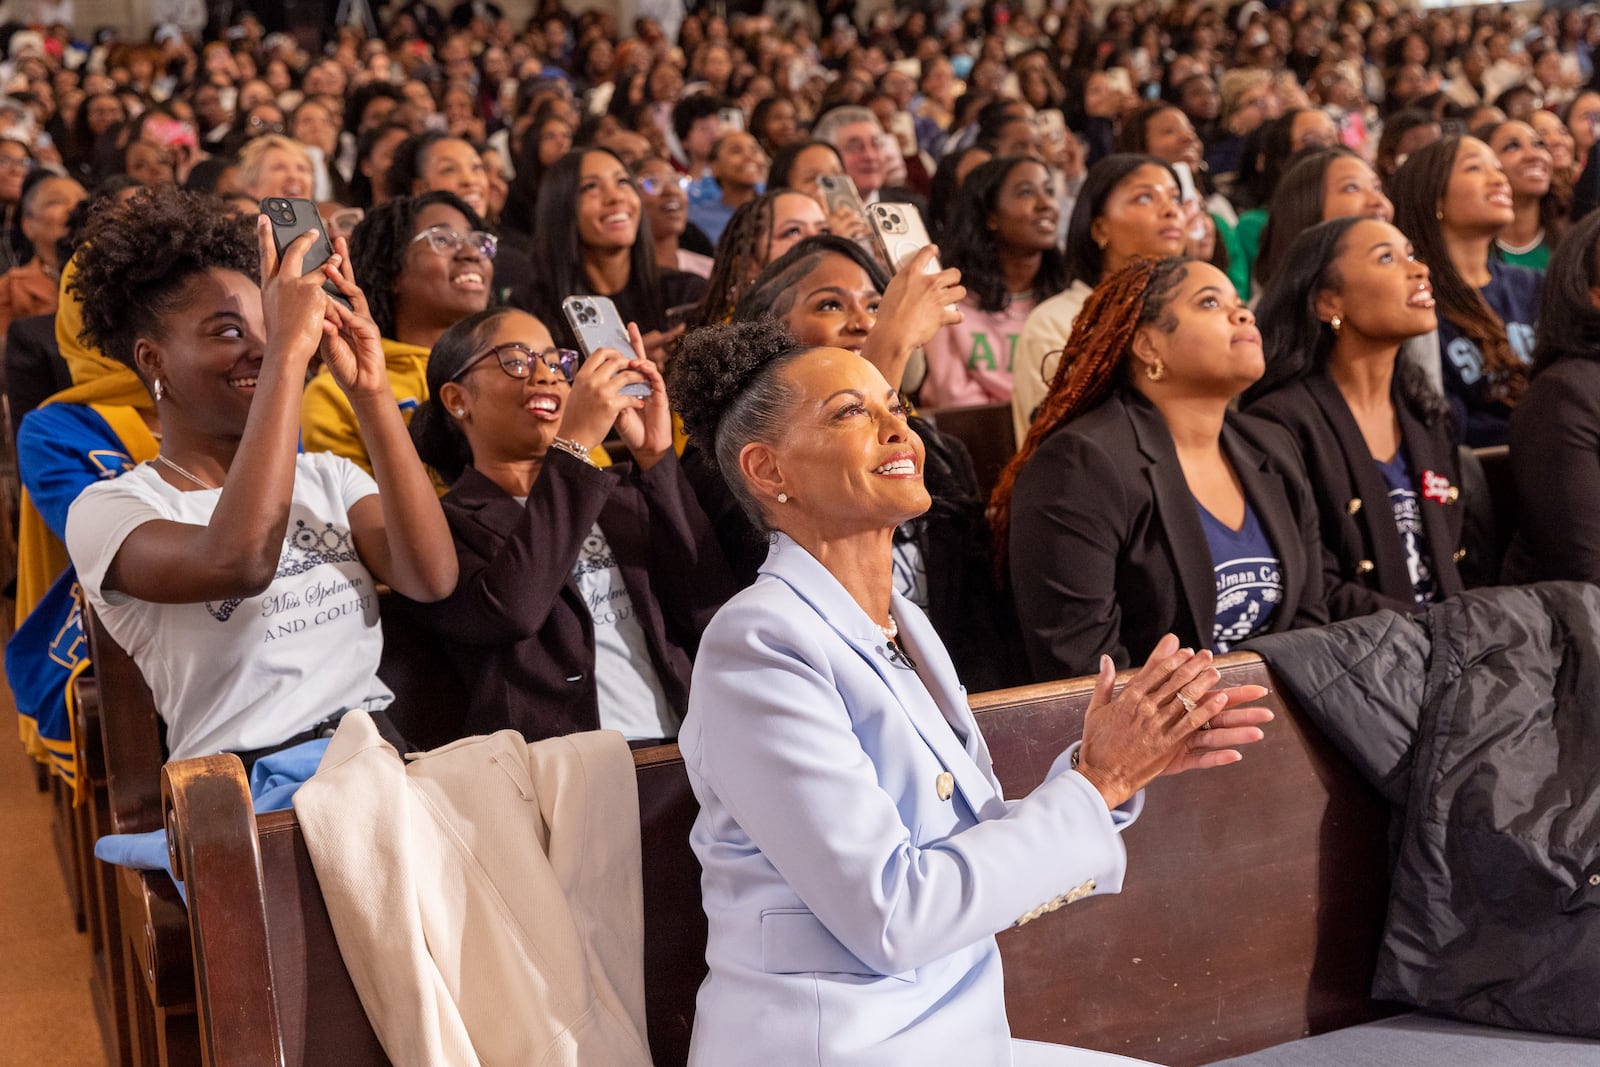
[{"x1": 919, "y1": 295, "x2": 1037, "y2": 408}]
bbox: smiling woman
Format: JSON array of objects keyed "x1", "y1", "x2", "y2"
[
  {"x1": 993, "y1": 256, "x2": 1328, "y2": 679},
  {"x1": 403, "y1": 305, "x2": 733, "y2": 742},
  {"x1": 666, "y1": 317, "x2": 1270, "y2": 1066},
  {"x1": 524, "y1": 147, "x2": 707, "y2": 368},
  {"x1": 58, "y1": 186, "x2": 455, "y2": 763},
  {"x1": 920, "y1": 155, "x2": 1066, "y2": 407},
  {"x1": 300, "y1": 190, "x2": 495, "y2": 476}
]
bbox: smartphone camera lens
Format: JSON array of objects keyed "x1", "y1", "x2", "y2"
[{"x1": 888, "y1": 212, "x2": 902, "y2": 230}]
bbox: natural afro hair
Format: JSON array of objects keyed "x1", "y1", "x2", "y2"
[
  {"x1": 69, "y1": 185, "x2": 258, "y2": 372},
  {"x1": 669, "y1": 318, "x2": 809, "y2": 528}
]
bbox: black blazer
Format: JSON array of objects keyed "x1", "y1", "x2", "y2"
[
  {"x1": 1009, "y1": 390, "x2": 1328, "y2": 682},
  {"x1": 1247, "y1": 373, "x2": 1464, "y2": 619},
  {"x1": 1503, "y1": 358, "x2": 1600, "y2": 583},
  {"x1": 409, "y1": 449, "x2": 736, "y2": 742}
]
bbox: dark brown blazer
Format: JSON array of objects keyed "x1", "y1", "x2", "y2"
[
  {"x1": 1009, "y1": 390, "x2": 1328, "y2": 682},
  {"x1": 410, "y1": 449, "x2": 736, "y2": 742},
  {"x1": 1247, "y1": 372, "x2": 1464, "y2": 620}
]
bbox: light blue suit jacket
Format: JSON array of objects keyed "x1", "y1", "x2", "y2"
[{"x1": 681, "y1": 534, "x2": 1141, "y2": 1066}]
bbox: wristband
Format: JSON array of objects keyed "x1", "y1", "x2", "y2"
[{"x1": 550, "y1": 436, "x2": 599, "y2": 468}]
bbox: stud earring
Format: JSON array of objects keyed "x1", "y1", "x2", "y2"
[
  {"x1": 1436, "y1": 208, "x2": 1444, "y2": 221},
  {"x1": 1145, "y1": 358, "x2": 1165, "y2": 382},
  {"x1": 454, "y1": 409, "x2": 465, "y2": 416},
  {"x1": 1096, "y1": 237, "x2": 1108, "y2": 250},
  {"x1": 1330, "y1": 314, "x2": 1343, "y2": 334},
  {"x1": 777, "y1": 492, "x2": 789, "y2": 503},
  {"x1": 152, "y1": 378, "x2": 165, "y2": 402}
]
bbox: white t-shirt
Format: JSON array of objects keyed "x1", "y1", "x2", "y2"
[
  {"x1": 573, "y1": 523, "x2": 679, "y2": 741},
  {"x1": 66, "y1": 452, "x2": 394, "y2": 762}
]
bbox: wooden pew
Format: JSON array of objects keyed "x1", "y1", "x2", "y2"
[
  {"x1": 163, "y1": 653, "x2": 1398, "y2": 1067},
  {"x1": 922, "y1": 401, "x2": 1017, "y2": 502},
  {"x1": 83, "y1": 604, "x2": 200, "y2": 1067}
]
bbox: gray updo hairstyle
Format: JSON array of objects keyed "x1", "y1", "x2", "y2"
[{"x1": 669, "y1": 319, "x2": 810, "y2": 529}]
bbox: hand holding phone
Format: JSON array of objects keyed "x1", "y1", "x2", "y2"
[
  {"x1": 562, "y1": 295, "x2": 652, "y2": 398},
  {"x1": 867, "y1": 202, "x2": 939, "y2": 273},
  {"x1": 262, "y1": 197, "x2": 354, "y2": 310}
]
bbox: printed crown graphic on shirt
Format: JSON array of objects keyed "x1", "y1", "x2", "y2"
[{"x1": 204, "y1": 520, "x2": 360, "y2": 623}]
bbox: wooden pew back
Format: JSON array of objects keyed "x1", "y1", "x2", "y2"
[
  {"x1": 164, "y1": 653, "x2": 1394, "y2": 1067},
  {"x1": 922, "y1": 401, "x2": 1017, "y2": 502}
]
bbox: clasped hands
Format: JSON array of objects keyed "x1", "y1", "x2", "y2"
[{"x1": 1074, "y1": 633, "x2": 1273, "y2": 810}]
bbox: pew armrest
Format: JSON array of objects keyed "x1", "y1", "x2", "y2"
[{"x1": 162, "y1": 754, "x2": 284, "y2": 1066}]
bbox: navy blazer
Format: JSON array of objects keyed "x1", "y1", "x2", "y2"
[
  {"x1": 1247, "y1": 372, "x2": 1464, "y2": 619},
  {"x1": 409, "y1": 449, "x2": 735, "y2": 742},
  {"x1": 1009, "y1": 390, "x2": 1328, "y2": 681},
  {"x1": 682, "y1": 533, "x2": 1136, "y2": 1066}
]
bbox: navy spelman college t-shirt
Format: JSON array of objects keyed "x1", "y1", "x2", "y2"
[
  {"x1": 1195, "y1": 498, "x2": 1282, "y2": 653},
  {"x1": 1436, "y1": 258, "x2": 1542, "y2": 448}
]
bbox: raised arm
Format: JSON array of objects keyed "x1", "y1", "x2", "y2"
[
  {"x1": 97, "y1": 223, "x2": 332, "y2": 603},
  {"x1": 315, "y1": 238, "x2": 456, "y2": 603}
]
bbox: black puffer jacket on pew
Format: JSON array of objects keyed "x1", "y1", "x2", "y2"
[{"x1": 1246, "y1": 582, "x2": 1600, "y2": 1038}]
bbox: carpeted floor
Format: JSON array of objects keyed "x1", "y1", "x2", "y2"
[{"x1": 0, "y1": 704, "x2": 111, "y2": 1067}]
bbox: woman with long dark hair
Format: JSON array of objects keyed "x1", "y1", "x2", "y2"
[
  {"x1": 992, "y1": 257, "x2": 1326, "y2": 680},
  {"x1": 691, "y1": 187, "x2": 828, "y2": 327},
  {"x1": 1229, "y1": 108, "x2": 1342, "y2": 296},
  {"x1": 1249, "y1": 217, "x2": 1468, "y2": 618},
  {"x1": 920, "y1": 156, "x2": 1065, "y2": 408},
  {"x1": 1011, "y1": 154, "x2": 1187, "y2": 443},
  {"x1": 522, "y1": 147, "x2": 705, "y2": 368},
  {"x1": 1254, "y1": 147, "x2": 1393, "y2": 293},
  {"x1": 1478, "y1": 118, "x2": 1566, "y2": 270},
  {"x1": 1391, "y1": 135, "x2": 1542, "y2": 446}
]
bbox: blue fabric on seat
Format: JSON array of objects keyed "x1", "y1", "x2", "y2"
[{"x1": 92, "y1": 738, "x2": 331, "y2": 898}]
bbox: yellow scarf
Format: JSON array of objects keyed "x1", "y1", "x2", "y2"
[{"x1": 14, "y1": 256, "x2": 158, "y2": 627}]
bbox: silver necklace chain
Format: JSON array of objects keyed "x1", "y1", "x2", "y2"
[{"x1": 154, "y1": 453, "x2": 218, "y2": 490}]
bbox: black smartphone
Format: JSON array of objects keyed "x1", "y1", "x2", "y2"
[
  {"x1": 260, "y1": 196, "x2": 353, "y2": 309},
  {"x1": 561, "y1": 294, "x2": 652, "y2": 398}
]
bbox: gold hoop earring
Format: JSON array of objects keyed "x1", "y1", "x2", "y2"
[
  {"x1": 1330, "y1": 314, "x2": 1342, "y2": 334},
  {"x1": 1145, "y1": 358, "x2": 1165, "y2": 382}
]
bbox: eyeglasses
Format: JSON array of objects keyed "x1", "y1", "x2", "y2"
[
  {"x1": 452, "y1": 342, "x2": 579, "y2": 383},
  {"x1": 246, "y1": 115, "x2": 285, "y2": 134},
  {"x1": 838, "y1": 133, "x2": 888, "y2": 156},
  {"x1": 0, "y1": 153, "x2": 31, "y2": 172},
  {"x1": 410, "y1": 224, "x2": 498, "y2": 260},
  {"x1": 637, "y1": 174, "x2": 689, "y2": 196},
  {"x1": 328, "y1": 207, "x2": 364, "y2": 238}
]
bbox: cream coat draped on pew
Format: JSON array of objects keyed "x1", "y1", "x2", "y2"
[{"x1": 293, "y1": 712, "x2": 653, "y2": 1067}]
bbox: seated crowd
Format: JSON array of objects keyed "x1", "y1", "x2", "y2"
[
  {"x1": 9, "y1": 3, "x2": 1600, "y2": 1034},
  {"x1": 8, "y1": 0, "x2": 1600, "y2": 770}
]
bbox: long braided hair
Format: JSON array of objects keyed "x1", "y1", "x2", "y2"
[
  {"x1": 989, "y1": 256, "x2": 1191, "y2": 566},
  {"x1": 1390, "y1": 136, "x2": 1527, "y2": 406},
  {"x1": 692, "y1": 190, "x2": 780, "y2": 328}
]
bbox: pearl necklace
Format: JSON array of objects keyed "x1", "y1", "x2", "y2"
[
  {"x1": 154, "y1": 453, "x2": 218, "y2": 490},
  {"x1": 878, "y1": 614, "x2": 898, "y2": 641}
]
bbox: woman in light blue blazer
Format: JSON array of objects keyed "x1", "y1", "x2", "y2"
[{"x1": 667, "y1": 318, "x2": 1274, "y2": 1066}]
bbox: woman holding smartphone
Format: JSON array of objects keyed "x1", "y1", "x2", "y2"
[
  {"x1": 61, "y1": 186, "x2": 455, "y2": 762},
  {"x1": 522, "y1": 147, "x2": 706, "y2": 368},
  {"x1": 406, "y1": 306, "x2": 733, "y2": 743}
]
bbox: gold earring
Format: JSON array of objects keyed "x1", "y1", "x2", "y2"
[
  {"x1": 1330, "y1": 314, "x2": 1342, "y2": 334},
  {"x1": 1435, "y1": 208, "x2": 1444, "y2": 221},
  {"x1": 1096, "y1": 237, "x2": 1108, "y2": 250},
  {"x1": 1145, "y1": 358, "x2": 1165, "y2": 382}
]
